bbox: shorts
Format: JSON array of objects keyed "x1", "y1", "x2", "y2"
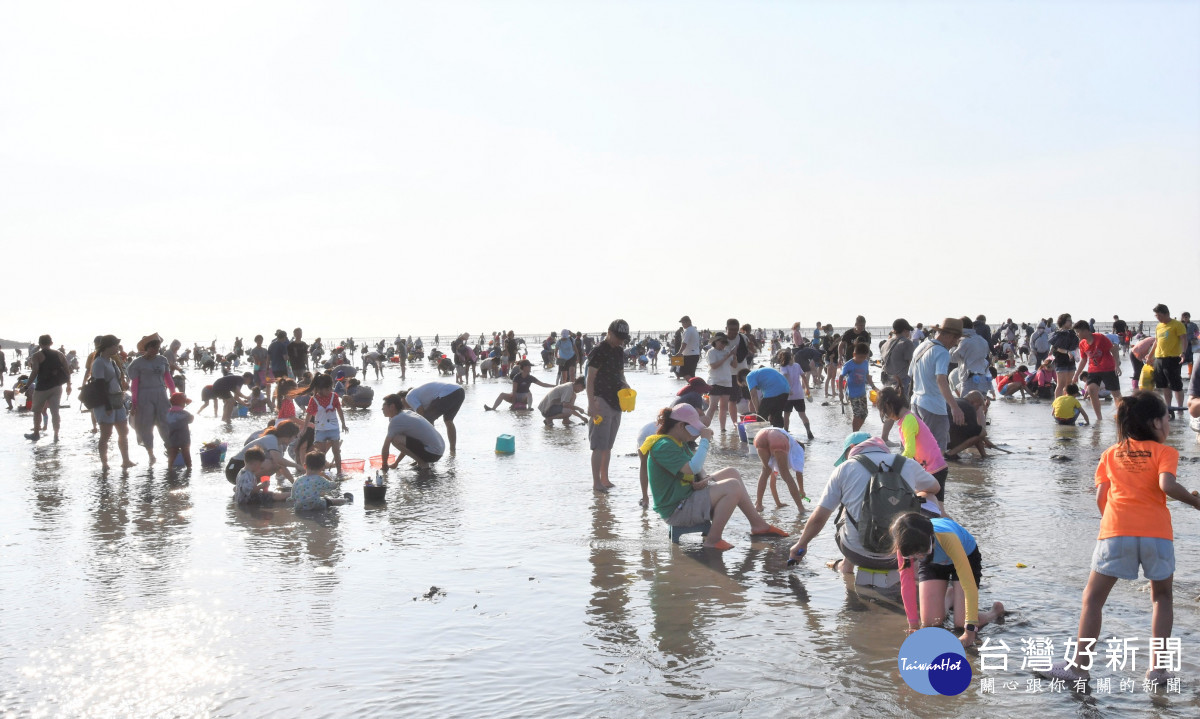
[
  {"x1": 1055, "y1": 409, "x2": 1080, "y2": 425},
  {"x1": 1054, "y1": 361, "x2": 1077, "y2": 373},
  {"x1": 425, "y1": 387, "x2": 465, "y2": 423},
  {"x1": 709, "y1": 384, "x2": 733, "y2": 397},
  {"x1": 915, "y1": 406, "x2": 950, "y2": 452},
  {"x1": 314, "y1": 428, "x2": 341, "y2": 443},
  {"x1": 225, "y1": 458, "x2": 245, "y2": 484},
  {"x1": 557, "y1": 358, "x2": 574, "y2": 370},
  {"x1": 758, "y1": 393, "x2": 788, "y2": 427},
  {"x1": 541, "y1": 404, "x2": 564, "y2": 418},
  {"x1": 849, "y1": 395, "x2": 868, "y2": 418},
  {"x1": 1086, "y1": 371, "x2": 1120, "y2": 392},
  {"x1": 834, "y1": 531, "x2": 896, "y2": 571},
  {"x1": 588, "y1": 397, "x2": 621, "y2": 451},
  {"x1": 1092, "y1": 536, "x2": 1175, "y2": 581},
  {"x1": 753, "y1": 427, "x2": 790, "y2": 453},
  {"x1": 1154, "y1": 357, "x2": 1183, "y2": 392},
  {"x1": 403, "y1": 434, "x2": 443, "y2": 464},
  {"x1": 32, "y1": 385, "x2": 62, "y2": 413},
  {"x1": 729, "y1": 382, "x2": 743, "y2": 403},
  {"x1": 201, "y1": 385, "x2": 216, "y2": 401},
  {"x1": 961, "y1": 375, "x2": 992, "y2": 396},
  {"x1": 93, "y1": 403, "x2": 128, "y2": 425},
  {"x1": 666, "y1": 486, "x2": 712, "y2": 527},
  {"x1": 680, "y1": 354, "x2": 700, "y2": 377},
  {"x1": 786, "y1": 398, "x2": 807, "y2": 413},
  {"x1": 917, "y1": 547, "x2": 983, "y2": 584}
]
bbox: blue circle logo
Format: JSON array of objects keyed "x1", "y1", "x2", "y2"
[{"x1": 897, "y1": 628, "x2": 972, "y2": 695}]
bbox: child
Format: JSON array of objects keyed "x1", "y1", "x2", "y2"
[
  {"x1": 777, "y1": 350, "x2": 814, "y2": 439},
  {"x1": 485, "y1": 359, "x2": 553, "y2": 411},
  {"x1": 291, "y1": 450, "x2": 353, "y2": 512},
  {"x1": 996, "y1": 365, "x2": 1029, "y2": 398},
  {"x1": 890, "y1": 512, "x2": 1006, "y2": 648},
  {"x1": 877, "y1": 386, "x2": 948, "y2": 502},
  {"x1": 248, "y1": 386, "x2": 273, "y2": 416},
  {"x1": 752, "y1": 427, "x2": 807, "y2": 512},
  {"x1": 234, "y1": 446, "x2": 289, "y2": 505},
  {"x1": 304, "y1": 374, "x2": 348, "y2": 475},
  {"x1": 1047, "y1": 392, "x2": 1200, "y2": 684},
  {"x1": 165, "y1": 392, "x2": 194, "y2": 469},
  {"x1": 704, "y1": 332, "x2": 738, "y2": 431},
  {"x1": 1028, "y1": 359, "x2": 1057, "y2": 400},
  {"x1": 840, "y1": 343, "x2": 878, "y2": 431},
  {"x1": 276, "y1": 378, "x2": 298, "y2": 420},
  {"x1": 1052, "y1": 384, "x2": 1090, "y2": 425}
]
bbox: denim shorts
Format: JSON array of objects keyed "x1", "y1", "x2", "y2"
[
  {"x1": 314, "y1": 428, "x2": 341, "y2": 443},
  {"x1": 93, "y1": 403, "x2": 128, "y2": 425},
  {"x1": 1092, "y1": 536, "x2": 1175, "y2": 581}
]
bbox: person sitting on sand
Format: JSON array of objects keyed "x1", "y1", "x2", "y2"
[
  {"x1": 292, "y1": 451, "x2": 353, "y2": 512},
  {"x1": 644, "y1": 404, "x2": 788, "y2": 550},
  {"x1": 787, "y1": 432, "x2": 941, "y2": 574},
  {"x1": 234, "y1": 446, "x2": 290, "y2": 506},
  {"x1": 889, "y1": 512, "x2": 1006, "y2": 648},
  {"x1": 1052, "y1": 384, "x2": 1090, "y2": 426},
  {"x1": 485, "y1": 359, "x2": 554, "y2": 411}
]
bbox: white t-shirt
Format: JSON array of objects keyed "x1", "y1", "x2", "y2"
[
  {"x1": 405, "y1": 382, "x2": 461, "y2": 411},
  {"x1": 815, "y1": 449, "x2": 940, "y2": 559},
  {"x1": 537, "y1": 383, "x2": 577, "y2": 414},
  {"x1": 779, "y1": 363, "x2": 805, "y2": 399},
  {"x1": 706, "y1": 346, "x2": 735, "y2": 386},
  {"x1": 232, "y1": 434, "x2": 281, "y2": 462},
  {"x1": 681, "y1": 326, "x2": 700, "y2": 356}
]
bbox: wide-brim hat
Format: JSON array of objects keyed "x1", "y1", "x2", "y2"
[
  {"x1": 833, "y1": 431, "x2": 872, "y2": 467},
  {"x1": 940, "y1": 318, "x2": 964, "y2": 335},
  {"x1": 137, "y1": 333, "x2": 163, "y2": 353}
]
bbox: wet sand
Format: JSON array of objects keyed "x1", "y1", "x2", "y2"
[{"x1": 2, "y1": 356, "x2": 1198, "y2": 717}]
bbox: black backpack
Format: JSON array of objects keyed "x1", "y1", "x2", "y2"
[{"x1": 840, "y1": 454, "x2": 923, "y2": 553}]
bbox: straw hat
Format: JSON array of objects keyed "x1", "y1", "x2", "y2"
[{"x1": 137, "y1": 333, "x2": 163, "y2": 353}]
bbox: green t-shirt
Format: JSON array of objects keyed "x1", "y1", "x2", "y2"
[{"x1": 647, "y1": 436, "x2": 696, "y2": 520}]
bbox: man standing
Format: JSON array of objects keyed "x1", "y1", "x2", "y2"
[
  {"x1": 909, "y1": 318, "x2": 965, "y2": 456},
  {"x1": 288, "y1": 328, "x2": 309, "y2": 377},
  {"x1": 1182, "y1": 312, "x2": 1197, "y2": 379},
  {"x1": 678, "y1": 316, "x2": 701, "y2": 379},
  {"x1": 1073, "y1": 320, "x2": 1123, "y2": 422},
  {"x1": 879, "y1": 318, "x2": 915, "y2": 443},
  {"x1": 25, "y1": 334, "x2": 72, "y2": 442},
  {"x1": 952, "y1": 316, "x2": 992, "y2": 398},
  {"x1": 1111, "y1": 315, "x2": 1128, "y2": 353},
  {"x1": 248, "y1": 335, "x2": 269, "y2": 386},
  {"x1": 840, "y1": 315, "x2": 871, "y2": 362},
  {"x1": 586, "y1": 319, "x2": 631, "y2": 493},
  {"x1": 1152, "y1": 303, "x2": 1187, "y2": 418},
  {"x1": 267, "y1": 330, "x2": 290, "y2": 381}
]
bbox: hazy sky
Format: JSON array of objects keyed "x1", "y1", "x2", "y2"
[{"x1": 2, "y1": 1, "x2": 1197, "y2": 345}]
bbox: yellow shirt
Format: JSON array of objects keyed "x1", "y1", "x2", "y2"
[
  {"x1": 1155, "y1": 319, "x2": 1186, "y2": 357},
  {"x1": 1052, "y1": 395, "x2": 1082, "y2": 420}
]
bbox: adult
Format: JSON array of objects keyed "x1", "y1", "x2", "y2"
[
  {"x1": 643, "y1": 404, "x2": 787, "y2": 550},
  {"x1": 127, "y1": 333, "x2": 177, "y2": 464},
  {"x1": 363, "y1": 350, "x2": 386, "y2": 380},
  {"x1": 946, "y1": 391, "x2": 990, "y2": 459},
  {"x1": 738, "y1": 366, "x2": 791, "y2": 428},
  {"x1": 1111, "y1": 315, "x2": 1128, "y2": 352},
  {"x1": 724, "y1": 318, "x2": 753, "y2": 417},
  {"x1": 288, "y1": 328, "x2": 309, "y2": 376},
  {"x1": 556, "y1": 329, "x2": 577, "y2": 383},
  {"x1": 90, "y1": 335, "x2": 135, "y2": 469},
  {"x1": 248, "y1": 335, "x2": 269, "y2": 386},
  {"x1": 909, "y1": 318, "x2": 966, "y2": 454},
  {"x1": 225, "y1": 420, "x2": 302, "y2": 485},
  {"x1": 1030, "y1": 321, "x2": 1051, "y2": 368},
  {"x1": 25, "y1": 334, "x2": 72, "y2": 442},
  {"x1": 787, "y1": 432, "x2": 940, "y2": 573},
  {"x1": 586, "y1": 319, "x2": 632, "y2": 492},
  {"x1": 840, "y1": 315, "x2": 871, "y2": 363},
  {"x1": 879, "y1": 318, "x2": 915, "y2": 443},
  {"x1": 1182, "y1": 312, "x2": 1198, "y2": 378},
  {"x1": 951, "y1": 316, "x2": 991, "y2": 398},
  {"x1": 1049, "y1": 313, "x2": 1079, "y2": 398},
  {"x1": 380, "y1": 393, "x2": 445, "y2": 469},
  {"x1": 200, "y1": 372, "x2": 254, "y2": 421},
  {"x1": 538, "y1": 377, "x2": 589, "y2": 426},
  {"x1": 1152, "y1": 303, "x2": 1187, "y2": 418},
  {"x1": 399, "y1": 381, "x2": 465, "y2": 452},
  {"x1": 678, "y1": 316, "x2": 701, "y2": 379},
  {"x1": 973, "y1": 315, "x2": 992, "y2": 349},
  {"x1": 1073, "y1": 320, "x2": 1122, "y2": 422},
  {"x1": 267, "y1": 330, "x2": 290, "y2": 381}
]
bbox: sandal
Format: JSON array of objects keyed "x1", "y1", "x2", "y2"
[
  {"x1": 751, "y1": 525, "x2": 789, "y2": 538},
  {"x1": 704, "y1": 540, "x2": 735, "y2": 551},
  {"x1": 826, "y1": 558, "x2": 844, "y2": 572}
]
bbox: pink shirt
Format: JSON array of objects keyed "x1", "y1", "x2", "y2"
[{"x1": 899, "y1": 410, "x2": 947, "y2": 474}]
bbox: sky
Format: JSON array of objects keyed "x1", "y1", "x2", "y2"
[{"x1": 1, "y1": 0, "x2": 1197, "y2": 346}]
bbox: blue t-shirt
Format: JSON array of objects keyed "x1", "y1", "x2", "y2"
[
  {"x1": 840, "y1": 359, "x2": 871, "y2": 398},
  {"x1": 556, "y1": 338, "x2": 575, "y2": 361},
  {"x1": 745, "y1": 367, "x2": 790, "y2": 399},
  {"x1": 930, "y1": 517, "x2": 978, "y2": 565},
  {"x1": 911, "y1": 339, "x2": 951, "y2": 415}
]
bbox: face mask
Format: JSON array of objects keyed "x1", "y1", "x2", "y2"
[{"x1": 685, "y1": 424, "x2": 701, "y2": 437}]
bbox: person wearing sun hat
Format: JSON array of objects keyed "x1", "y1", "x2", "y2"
[
  {"x1": 787, "y1": 431, "x2": 941, "y2": 572},
  {"x1": 642, "y1": 403, "x2": 788, "y2": 550},
  {"x1": 556, "y1": 328, "x2": 576, "y2": 383},
  {"x1": 127, "y1": 333, "x2": 176, "y2": 465}
]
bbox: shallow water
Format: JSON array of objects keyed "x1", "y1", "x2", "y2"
[{"x1": 2, "y1": 357, "x2": 1199, "y2": 718}]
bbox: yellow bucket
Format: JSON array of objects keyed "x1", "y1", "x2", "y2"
[
  {"x1": 617, "y1": 388, "x2": 637, "y2": 412},
  {"x1": 869, "y1": 389, "x2": 878, "y2": 405}
]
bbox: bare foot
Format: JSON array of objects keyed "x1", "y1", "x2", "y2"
[
  {"x1": 775, "y1": 502, "x2": 788, "y2": 508},
  {"x1": 593, "y1": 484, "x2": 609, "y2": 493},
  {"x1": 754, "y1": 503, "x2": 764, "y2": 512},
  {"x1": 122, "y1": 459, "x2": 137, "y2": 468},
  {"x1": 992, "y1": 601, "x2": 1006, "y2": 623}
]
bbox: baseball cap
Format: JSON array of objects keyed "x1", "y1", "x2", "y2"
[
  {"x1": 893, "y1": 318, "x2": 914, "y2": 333},
  {"x1": 679, "y1": 316, "x2": 691, "y2": 324},
  {"x1": 833, "y1": 431, "x2": 872, "y2": 467},
  {"x1": 98, "y1": 335, "x2": 121, "y2": 352},
  {"x1": 608, "y1": 319, "x2": 630, "y2": 341},
  {"x1": 678, "y1": 377, "x2": 711, "y2": 396}
]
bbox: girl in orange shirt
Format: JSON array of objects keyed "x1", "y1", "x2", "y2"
[{"x1": 1047, "y1": 392, "x2": 1200, "y2": 685}]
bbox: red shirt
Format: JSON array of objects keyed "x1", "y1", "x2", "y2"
[{"x1": 1080, "y1": 334, "x2": 1115, "y2": 373}]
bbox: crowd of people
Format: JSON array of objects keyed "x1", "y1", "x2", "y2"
[{"x1": 6, "y1": 306, "x2": 1200, "y2": 683}]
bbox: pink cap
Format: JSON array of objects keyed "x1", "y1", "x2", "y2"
[{"x1": 669, "y1": 404, "x2": 706, "y2": 432}]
